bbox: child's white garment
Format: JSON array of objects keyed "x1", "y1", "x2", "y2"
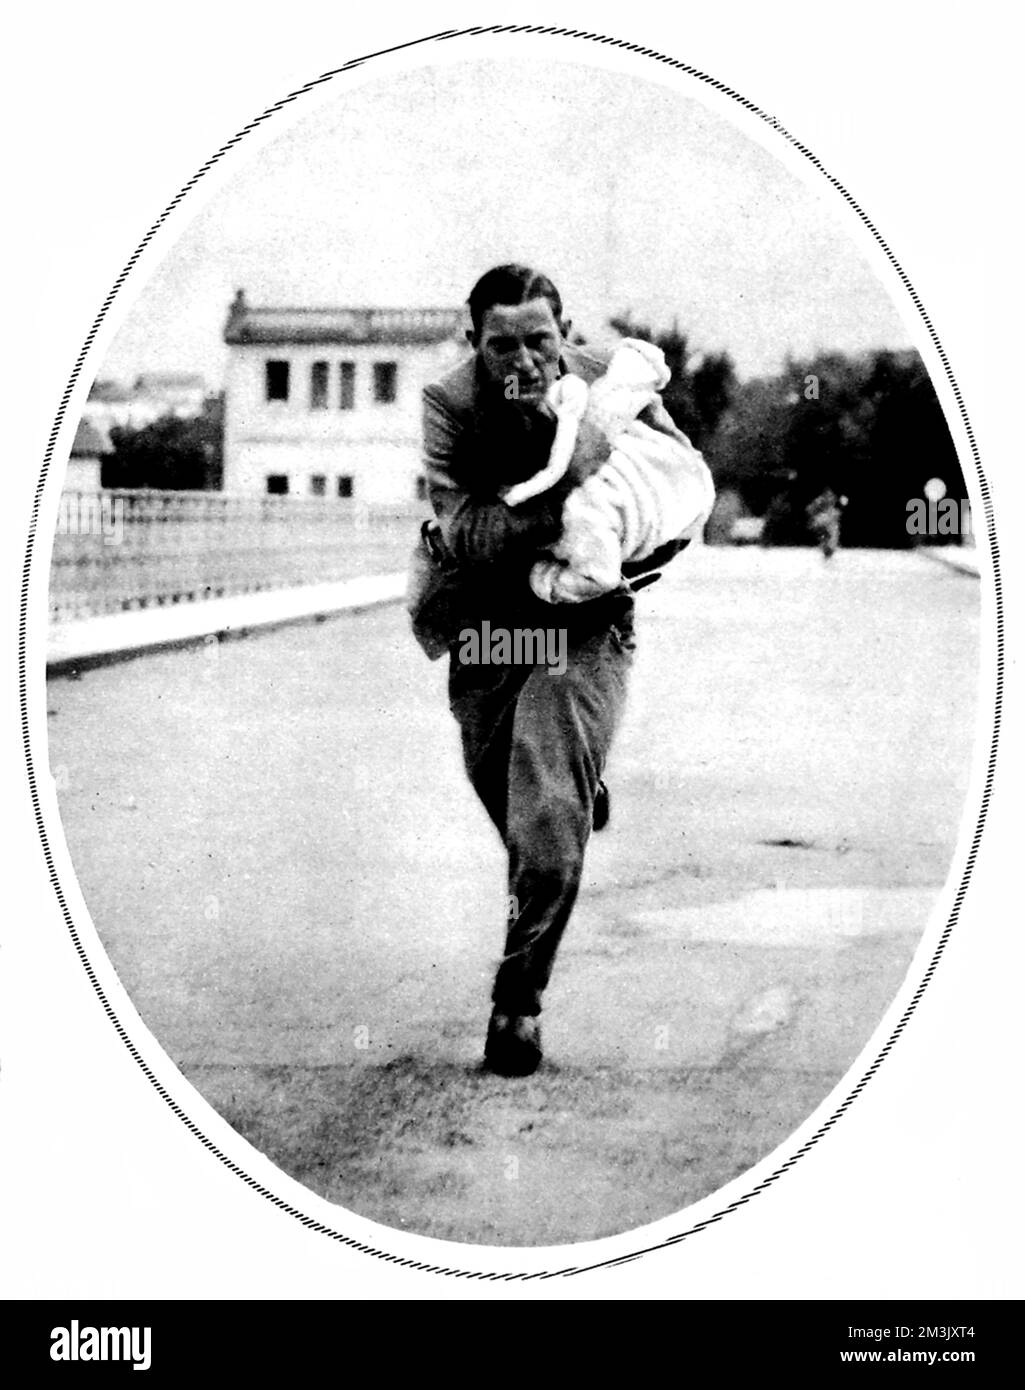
[{"x1": 501, "y1": 339, "x2": 715, "y2": 604}]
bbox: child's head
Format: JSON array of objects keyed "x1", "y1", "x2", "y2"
[
  {"x1": 606, "y1": 339, "x2": 671, "y2": 391},
  {"x1": 585, "y1": 339, "x2": 670, "y2": 442}
]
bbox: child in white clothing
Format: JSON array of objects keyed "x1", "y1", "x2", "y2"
[{"x1": 501, "y1": 339, "x2": 715, "y2": 604}]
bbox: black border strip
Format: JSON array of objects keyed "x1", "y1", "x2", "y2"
[{"x1": 20, "y1": 25, "x2": 1002, "y2": 1281}]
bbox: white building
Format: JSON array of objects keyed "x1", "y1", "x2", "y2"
[
  {"x1": 64, "y1": 417, "x2": 111, "y2": 491},
  {"x1": 222, "y1": 291, "x2": 464, "y2": 503}
]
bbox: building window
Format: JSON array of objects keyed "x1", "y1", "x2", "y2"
[
  {"x1": 266, "y1": 474, "x2": 289, "y2": 495},
  {"x1": 373, "y1": 361, "x2": 397, "y2": 403},
  {"x1": 310, "y1": 361, "x2": 329, "y2": 410},
  {"x1": 337, "y1": 475, "x2": 354, "y2": 499},
  {"x1": 265, "y1": 360, "x2": 290, "y2": 402},
  {"x1": 339, "y1": 361, "x2": 356, "y2": 410},
  {"x1": 415, "y1": 474, "x2": 428, "y2": 501},
  {"x1": 310, "y1": 474, "x2": 326, "y2": 496}
]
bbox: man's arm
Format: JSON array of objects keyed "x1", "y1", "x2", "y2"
[{"x1": 423, "y1": 384, "x2": 577, "y2": 565}]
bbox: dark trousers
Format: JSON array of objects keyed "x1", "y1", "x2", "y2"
[{"x1": 448, "y1": 602, "x2": 634, "y2": 1017}]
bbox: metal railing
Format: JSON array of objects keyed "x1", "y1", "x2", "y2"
[{"x1": 49, "y1": 490, "x2": 422, "y2": 622}]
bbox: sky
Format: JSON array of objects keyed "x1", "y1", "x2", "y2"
[{"x1": 98, "y1": 58, "x2": 914, "y2": 390}]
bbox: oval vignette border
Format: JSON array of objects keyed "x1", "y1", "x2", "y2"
[{"x1": 20, "y1": 24, "x2": 1002, "y2": 1280}]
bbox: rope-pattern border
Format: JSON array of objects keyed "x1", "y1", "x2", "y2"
[{"x1": 19, "y1": 25, "x2": 1001, "y2": 1281}]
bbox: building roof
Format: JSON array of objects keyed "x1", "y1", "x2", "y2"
[
  {"x1": 134, "y1": 372, "x2": 207, "y2": 394},
  {"x1": 71, "y1": 417, "x2": 112, "y2": 457},
  {"x1": 223, "y1": 290, "x2": 464, "y2": 347},
  {"x1": 88, "y1": 378, "x2": 134, "y2": 404}
]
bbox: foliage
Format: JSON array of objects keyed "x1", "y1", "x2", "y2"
[
  {"x1": 706, "y1": 349, "x2": 966, "y2": 547},
  {"x1": 102, "y1": 394, "x2": 224, "y2": 491}
]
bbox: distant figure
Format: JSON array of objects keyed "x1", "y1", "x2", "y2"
[{"x1": 806, "y1": 488, "x2": 844, "y2": 560}]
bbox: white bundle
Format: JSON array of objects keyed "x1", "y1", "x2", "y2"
[{"x1": 502, "y1": 339, "x2": 715, "y2": 604}]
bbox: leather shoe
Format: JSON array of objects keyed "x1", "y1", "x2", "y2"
[{"x1": 483, "y1": 1012, "x2": 543, "y2": 1077}]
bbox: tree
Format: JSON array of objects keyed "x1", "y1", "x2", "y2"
[
  {"x1": 607, "y1": 315, "x2": 738, "y2": 450},
  {"x1": 102, "y1": 393, "x2": 224, "y2": 491},
  {"x1": 706, "y1": 375, "x2": 791, "y2": 513},
  {"x1": 843, "y1": 351, "x2": 966, "y2": 547},
  {"x1": 707, "y1": 347, "x2": 966, "y2": 547}
]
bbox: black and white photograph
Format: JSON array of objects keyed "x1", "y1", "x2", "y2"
[{"x1": 5, "y1": 7, "x2": 1019, "y2": 1308}]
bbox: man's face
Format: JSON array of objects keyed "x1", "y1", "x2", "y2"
[{"x1": 473, "y1": 298, "x2": 567, "y2": 407}]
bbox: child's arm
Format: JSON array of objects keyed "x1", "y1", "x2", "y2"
[{"x1": 500, "y1": 375, "x2": 590, "y2": 507}]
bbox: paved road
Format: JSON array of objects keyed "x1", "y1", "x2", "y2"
[{"x1": 46, "y1": 547, "x2": 980, "y2": 1246}]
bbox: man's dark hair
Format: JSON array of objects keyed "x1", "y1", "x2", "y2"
[{"x1": 467, "y1": 264, "x2": 563, "y2": 336}]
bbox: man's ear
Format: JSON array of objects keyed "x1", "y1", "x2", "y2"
[{"x1": 560, "y1": 318, "x2": 572, "y2": 340}]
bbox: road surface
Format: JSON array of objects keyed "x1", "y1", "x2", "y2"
[{"x1": 46, "y1": 546, "x2": 981, "y2": 1246}]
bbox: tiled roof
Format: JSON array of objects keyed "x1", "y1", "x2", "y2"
[{"x1": 223, "y1": 291, "x2": 464, "y2": 347}]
